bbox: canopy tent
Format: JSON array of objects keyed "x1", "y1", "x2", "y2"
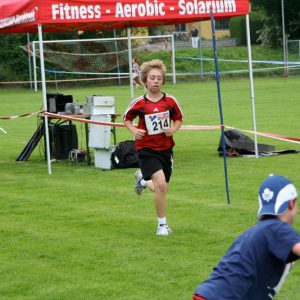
[
  {"x1": 0, "y1": 0, "x2": 257, "y2": 186},
  {"x1": 0, "y1": 0, "x2": 249, "y2": 33}
]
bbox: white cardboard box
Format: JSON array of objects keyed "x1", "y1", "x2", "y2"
[
  {"x1": 91, "y1": 96, "x2": 115, "y2": 115},
  {"x1": 94, "y1": 147, "x2": 115, "y2": 170},
  {"x1": 88, "y1": 115, "x2": 112, "y2": 149}
]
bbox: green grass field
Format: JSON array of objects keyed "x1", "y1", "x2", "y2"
[{"x1": 1, "y1": 77, "x2": 300, "y2": 299}]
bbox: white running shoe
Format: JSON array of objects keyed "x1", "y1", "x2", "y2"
[
  {"x1": 156, "y1": 224, "x2": 172, "y2": 236},
  {"x1": 134, "y1": 169, "x2": 145, "y2": 195}
]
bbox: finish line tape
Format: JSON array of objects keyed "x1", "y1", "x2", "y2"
[
  {"x1": 0, "y1": 110, "x2": 43, "y2": 120},
  {"x1": 44, "y1": 112, "x2": 126, "y2": 127},
  {"x1": 225, "y1": 126, "x2": 300, "y2": 145},
  {"x1": 180, "y1": 125, "x2": 222, "y2": 130},
  {"x1": 44, "y1": 113, "x2": 300, "y2": 144},
  {"x1": 1, "y1": 111, "x2": 300, "y2": 145},
  {"x1": 44, "y1": 112, "x2": 222, "y2": 130}
]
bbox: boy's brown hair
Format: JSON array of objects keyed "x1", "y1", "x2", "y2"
[{"x1": 140, "y1": 59, "x2": 166, "y2": 85}]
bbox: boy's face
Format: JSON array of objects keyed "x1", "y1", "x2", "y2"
[
  {"x1": 290, "y1": 199, "x2": 298, "y2": 225},
  {"x1": 145, "y1": 68, "x2": 164, "y2": 93},
  {"x1": 284, "y1": 199, "x2": 299, "y2": 225}
]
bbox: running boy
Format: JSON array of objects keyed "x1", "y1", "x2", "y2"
[
  {"x1": 193, "y1": 174, "x2": 300, "y2": 299},
  {"x1": 123, "y1": 59, "x2": 183, "y2": 236}
]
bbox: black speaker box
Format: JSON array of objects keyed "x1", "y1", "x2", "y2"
[
  {"x1": 47, "y1": 124, "x2": 78, "y2": 159},
  {"x1": 47, "y1": 93, "x2": 73, "y2": 113}
]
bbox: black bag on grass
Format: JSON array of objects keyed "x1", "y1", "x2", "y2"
[
  {"x1": 218, "y1": 129, "x2": 275, "y2": 156},
  {"x1": 111, "y1": 140, "x2": 139, "y2": 169}
]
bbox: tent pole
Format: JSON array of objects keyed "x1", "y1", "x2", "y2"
[
  {"x1": 210, "y1": 11, "x2": 230, "y2": 204},
  {"x1": 171, "y1": 35, "x2": 176, "y2": 84},
  {"x1": 199, "y1": 23, "x2": 204, "y2": 80},
  {"x1": 246, "y1": 14, "x2": 259, "y2": 158},
  {"x1": 32, "y1": 42, "x2": 37, "y2": 92},
  {"x1": 38, "y1": 24, "x2": 52, "y2": 175},
  {"x1": 27, "y1": 33, "x2": 32, "y2": 89},
  {"x1": 127, "y1": 28, "x2": 134, "y2": 100},
  {"x1": 281, "y1": 0, "x2": 288, "y2": 77},
  {"x1": 114, "y1": 29, "x2": 122, "y2": 85}
]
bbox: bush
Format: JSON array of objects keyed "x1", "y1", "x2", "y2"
[
  {"x1": 0, "y1": 34, "x2": 29, "y2": 81},
  {"x1": 229, "y1": 16, "x2": 244, "y2": 46},
  {"x1": 229, "y1": 12, "x2": 263, "y2": 46}
]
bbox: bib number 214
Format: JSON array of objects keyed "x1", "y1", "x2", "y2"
[{"x1": 145, "y1": 111, "x2": 170, "y2": 135}]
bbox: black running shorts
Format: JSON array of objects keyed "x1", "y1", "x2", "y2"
[{"x1": 137, "y1": 147, "x2": 173, "y2": 182}]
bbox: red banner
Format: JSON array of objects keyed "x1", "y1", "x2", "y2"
[{"x1": 0, "y1": 0, "x2": 250, "y2": 33}]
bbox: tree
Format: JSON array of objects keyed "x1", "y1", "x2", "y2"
[
  {"x1": 252, "y1": 0, "x2": 300, "y2": 47},
  {"x1": 230, "y1": 11, "x2": 264, "y2": 46},
  {"x1": 0, "y1": 34, "x2": 29, "y2": 82}
]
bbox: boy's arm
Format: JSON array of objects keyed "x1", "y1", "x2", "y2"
[
  {"x1": 292, "y1": 242, "x2": 300, "y2": 257},
  {"x1": 124, "y1": 120, "x2": 146, "y2": 140},
  {"x1": 163, "y1": 120, "x2": 182, "y2": 137},
  {"x1": 172, "y1": 119, "x2": 183, "y2": 131}
]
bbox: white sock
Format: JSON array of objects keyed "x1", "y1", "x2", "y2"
[
  {"x1": 140, "y1": 179, "x2": 147, "y2": 188},
  {"x1": 157, "y1": 217, "x2": 167, "y2": 226}
]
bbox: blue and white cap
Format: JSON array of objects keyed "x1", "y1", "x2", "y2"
[{"x1": 258, "y1": 174, "x2": 298, "y2": 217}]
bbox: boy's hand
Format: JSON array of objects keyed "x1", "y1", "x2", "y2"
[
  {"x1": 163, "y1": 127, "x2": 174, "y2": 137},
  {"x1": 135, "y1": 128, "x2": 146, "y2": 140}
]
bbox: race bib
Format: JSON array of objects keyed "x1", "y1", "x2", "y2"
[{"x1": 145, "y1": 111, "x2": 170, "y2": 135}]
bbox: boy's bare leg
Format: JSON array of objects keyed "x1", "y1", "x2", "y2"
[{"x1": 151, "y1": 170, "x2": 168, "y2": 218}]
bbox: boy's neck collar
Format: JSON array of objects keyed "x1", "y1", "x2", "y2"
[{"x1": 144, "y1": 92, "x2": 165, "y2": 102}]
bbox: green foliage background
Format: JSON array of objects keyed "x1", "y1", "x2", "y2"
[
  {"x1": 1, "y1": 0, "x2": 300, "y2": 83},
  {"x1": 251, "y1": 0, "x2": 300, "y2": 47}
]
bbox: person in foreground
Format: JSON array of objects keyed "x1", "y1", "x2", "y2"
[
  {"x1": 193, "y1": 174, "x2": 300, "y2": 299},
  {"x1": 123, "y1": 59, "x2": 183, "y2": 236}
]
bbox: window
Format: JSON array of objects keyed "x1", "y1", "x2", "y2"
[
  {"x1": 215, "y1": 18, "x2": 229, "y2": 30},
  {"x1": 175, "y1": 24, "x2": 186, "y2": 32}
]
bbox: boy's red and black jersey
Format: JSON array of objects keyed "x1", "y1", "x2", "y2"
[{"x1": 123, "y1": 93, "x2": 183, "y2": 151}]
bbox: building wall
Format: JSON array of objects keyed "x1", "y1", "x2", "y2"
[
  {"x1": 190, "y1": 21, "x2": 230, "y2": 39},
  {"x1": 152, "y1": 22, "x2": 230, "y2": 40}
]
